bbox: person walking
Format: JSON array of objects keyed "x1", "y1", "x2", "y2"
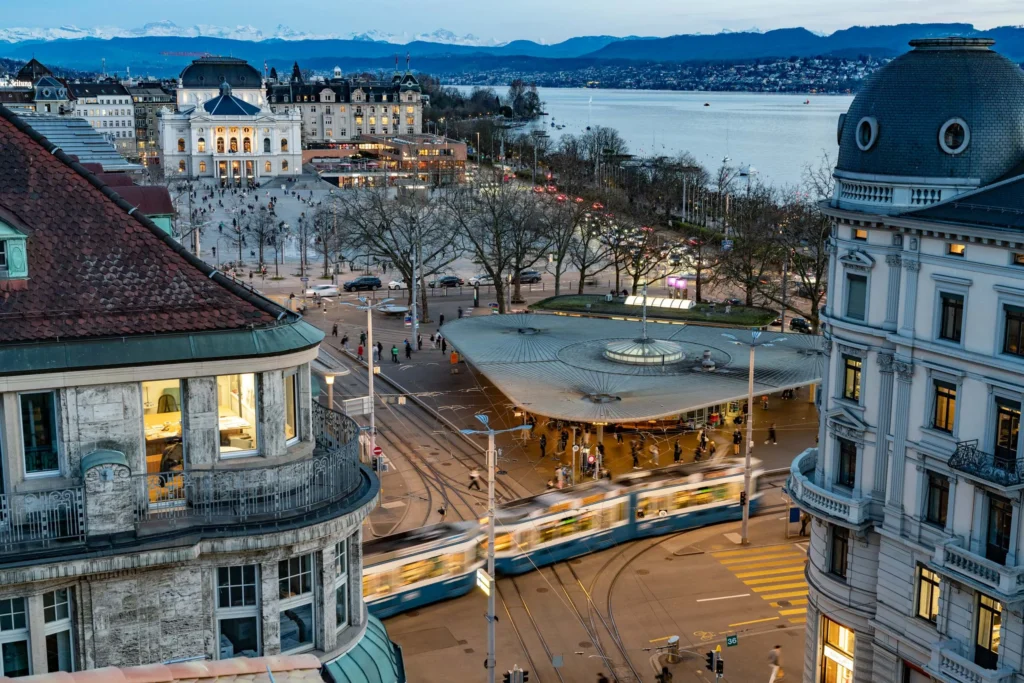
[
  {"x1": 359, "y1": 331, "x2": 366, "y2": 346},
  {"x1": 356, "y1": 344, "x2": 364, "y2": 361},
  {"x1": 341, "y1": 334, "x2": 349, "y2": 352},
  {"x1": 768, "y1": 645, "x2": 784, "y2": 682},
  {"x1": 457, "y1": 306, "x2": 463, "y2": 319},
  {"x1": 559, "y1": 429, "x2": 569, "y2": 454},
  {"x1": 331, "y1": 323, "x2": 338, "y2": 337},
  {"x1": 439, "y1": 313, "x2": 445, "y2": 327},
  {"x1": 649, "y1": 443, "x2": 660, "y2": 466},
  {"x1": 539, "y1": 434, "x2": 548, "y2": 459},
  {"x1": 376, "y1": 341, "x2": 383, "y2": 362},
  {"x1": 699, "y1": 429, "x2": 708, "y2": 452},
  {"x1": 766, "y1": 422, "x2": 777, "y2": 445},
  {"x1": 597, "y1": 442, "x2": 605, "y2": 468},
  {"x1": 583, "y1": 427, "x2": 591, "y2": 447},
  {"x1": 631, "y1": 441, "x2": 640, "y2": 469},
  {"x1": 733, "y1": 429, "x2": 742, "y2": 456},
  {"x1": 598, "y1": 674, "x2": 610, "y2": 683},
  {"x1": 417, "y1": 334, "x2": 423, "y2": 351},
  {"x1": 391, "y1": 345, "x2": 400, "y2": 363},
  {"x1": 799, "y1": 512, "x2": 811, "y2": 536},
  {"x1": 693, "y1": 444, "x2": 703, "y2": 462},
  {"x1": 441, "y1": 337, "x2": 448, "y2": 354},
  {"x1": 404, "y1": 340, "x2": 412, "y2": 359},
  {"x1": 615, "y1": 424, "x2": 624, "y2": 445},
  {"x1": 673, "y1": 440, "x2": 682, "y2": 463},
  {"x1": 468, "y1": 468, "x2": 481, "y2": 491},
  {"x1": 761, "y1": 394, "x2": 769, "y2": 410}
]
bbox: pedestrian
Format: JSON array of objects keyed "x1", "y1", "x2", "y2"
[
  {"x1": 468, "y1": 468, "x2": 481, "y2": 491},
  {"x1": 733, "y1": 429, "x2": 742, "y2": 456},
  {"x1": 457, "y1": 306, "x2": 463, "y2": 319},
  {"x1": 597, "y1": 442, "x2": 605, "y2": 465},
  {"x1": 359, "y1": 331, "x2": 366, "y2": 346},
  {"x1": 376, "y1": 341, "x2": 383, "y2": 361},
  {"x1": 439, "y1": 313, "x2": 445, "y2": 327},
  {"x1": 768, "y1": 645, "x2": 783, "y2": 682},
  {"x1": 799, "y1": 512, "x2": 810, "y2": 536},
  {"x1": 631, "y1": 444, "x2": 640, "y2": 470},
  {"x1": 699, "y1": 429, "x2": 708, "y2": 452},
  {"x1": 441, "y1": 338, "x2": 447, "y2": 354},
  {"x1": 559, "y1": 429, "x2": 569, "y2": 453},
  {"x1": 673, "y1": 440, "x2": 682, "y2": 463},
  {"x1": 615, "y1": 424, "x2": 624, "y2": 445},
  {"x1": 767, "y1": 422, "x2": 777, "y2": 445},
  {"x1": 391, "y1": 345, "x2": 399, "y2": 363},
  {"x1": 331, "y1": 323, "x2": 338, "y2": 337},
  {"x1": 437, "y1": 505, "x2": 448, "y2": 522},
  {"x1": 649, "y1": 443, "x2": 660, "y2": 465},
  {"x1": 694, "y1": 444, "x2": 703, "y2": 462},
  {"x1": 417, "y1": 334, "x2": 423, "y2": 351},
  {"x1": 341, "y1": 334, "x2": 349, "y2": 351},
  {"x1": 761, "y1": 394, "x2": 769, "y2": 410},
  {"x1": 583, "y1": 427, "x2": 591, "y2": 447},
  {"x1": 357, "y1": 344, "x2": 364, "y2": 361},
  {"x1": 539, "y1": 434, "x2": 547, "y2": 458},
  {"x1": 404, "y1": 340, "x2": 412, "y2": 359},
  {"x1": 598, "y1": 674, "x2": 610, "y2": 683}
]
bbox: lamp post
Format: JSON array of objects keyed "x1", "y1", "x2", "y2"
[
  {"x1": 721, "y1": 330, "x2": 786, "y2": 544},
  {"x1": 343, "y1": 296, "x2": 395, "y2": 464},
  {"x1": 461, "y1": 414, "x2": 532, "y2": 683},
  {"x1": 324, "y1": 373, "x2": 335, "y2": 408}
]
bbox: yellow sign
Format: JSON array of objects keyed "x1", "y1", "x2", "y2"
[{"x1": 714, "y1": 645, "x2": 722, "y2": 653}]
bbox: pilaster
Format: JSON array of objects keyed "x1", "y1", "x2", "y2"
[
  {"x1": 898, "y1": 258, "x2": 921, "y2": 338},
  {"x1": 884, "y1": 253, "x2": 902, "y2": 329},
  {"x1": 874, "y1": 352, "x2": 895, "y2": 497},
  {"x1": 885, "y1": 360, "x2": 914, "y2": 530}
]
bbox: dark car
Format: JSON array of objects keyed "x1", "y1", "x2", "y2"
[
  {"x1": 429, "y1": 275, "x2": 464, "y2": 288},
  {"x1": 515, "y1": 269, "x2": 543, "y2": 284},
  {"x1": 724, "y1": 298, "x2": 743, "y2": 307},
  {"x1": 343, "y1": 276, "x2": 382, "y2": 292},
  {"x1": 789, "y1": 317, "x2": 812, "y2": 333}
]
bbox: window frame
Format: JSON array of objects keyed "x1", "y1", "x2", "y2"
[
  {"x1": 19, "y1": 390, "x2": 61, "y2": 478},
  {"x1": 0, "y1": 597, "x2": 31, "y2": 677},
  {"x1": 216, "y1": 373, "x2": 261, "y2": 459},
  {"x1": 43, "y1": 588, "x2": 75, "y2": 672},
  {"x1": 924, "y1": 472, "x2": 949, "y2": 528},
  {"x1": 215, "y1": 565, "x2": 262, "y2": 659},
  {"x1": 335, "y1": 540, "x2": 349, "y2": 634},
  {"x1": 836, "y1": 437, "x2": 857, "y2": 490},
  {"x1": 915, "y1": 565, "x2": 941, "y2": 624},
  {"x1": 985, "y1": 494, "x2": 1013, "y2": 566},
  {"x1": 932, "y1": 380, "x2": 957, "y2": 434},
  {"x1": 844, "y1": 272, "x2": 868, "y2": 322},
  {"x1": 278, "y1": 555, "x2": 316, "y2": 654},
  {"x1": 947, "y1": 243, "x2": 966, "y2": 257},
  {"x1": 937, "y1": 292, "x2": 965, "y2": 344},
  {"x1": 1002, "y1": 304, "x2": 1024, "y2": 358},
  {"x1": 852, "y1": 228, "x2": 867, "y2": 241},
  {"x1": 284, "y1": 368, "x2": 300, "y2": 445},
  {"x1": 975, "y1": 594, "x2": 1002, "y2": 670},
  {"x1": 829, "y1": 526, "x2": 849, "y2": 580},
  {"x1": 841, "y1": 355, "x2": 862, "y2": 403}
]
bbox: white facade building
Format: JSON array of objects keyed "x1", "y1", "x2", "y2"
[
  {"x1": 789, "y1": 37, "x2": 1024, "y2": 683},
  {"x1": 66, "y1": 82, "x2": 135, "y2": 155}
]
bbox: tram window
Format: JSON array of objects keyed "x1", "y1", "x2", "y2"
[
  {"x1": 495, "y1": 533, "x2": 513, "y2": 552},
  {"x1": 446, "y1": 552, "x2": 465, "y2": 575},
  {"x1": 477, "y1": 540, "x2": 487, "y2": 562},
  {"x1": 400, "y1": 556, "x2": 446, "y2": 586},
  {"x1": 363, "y1": 571, "x2": 392, "y2": 597},
  {"x1": 517, "y1": 530, "x2": 533, "y2": 550}
]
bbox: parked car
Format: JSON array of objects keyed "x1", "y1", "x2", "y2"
[
  {"x1": 305, "y1": 284, "x2": 340, "y2": 298},
  {"x1": 468, "y1": 274, "x2": 494, "y2": 286},
  {"x1": 388, "y1": 279, "x2": 407, "y2": 290},
  {"x1": 429, "y1": 275, "x2": 463, "y2": 288},
  {"x1": 724, "y1": 298, "x2": 743, "y2": 307},
  {"x1": 514, "y1": 269, "x2": 543, "y2": 284},
  {"x1": 789, "y1": 317, "x2": 812, "y2": 333},
  {"x1": 343, "y1": 276, "x2": 382, "y2": 292}
]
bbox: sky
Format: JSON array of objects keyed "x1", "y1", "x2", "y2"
[{"x1": 1, "y1": 0, "x2": 1020, "y2": 43}]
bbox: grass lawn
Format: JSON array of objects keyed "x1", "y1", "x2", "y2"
[{"x1": 530, "y1": 295, "x2": 776, "y2": 327}]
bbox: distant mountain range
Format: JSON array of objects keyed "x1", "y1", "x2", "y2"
[{"x1": 0, "y1": 22, "x2": 1022, "y2": 77}]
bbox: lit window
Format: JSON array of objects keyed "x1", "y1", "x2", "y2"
[
  {"x1": 21, "y1": 391, "x2": 59, "y2": 475},
  {"x1": 841, "y1": 356, "x2": 861, "y2": 402},
  {"x1": 335, "y1": 541, "x2": 349, "y2": 633},
  {"x1": 939, "y1": 293, "x2": 964, "y2": 342},
  {"x1": 43, "y1": 589, "x2": 74, "y2": 672},
  {"x1": 230, "y1": 137, "x2": 238, "y2": 153},
  {"x1": 177, "y1": 138, "x2": 185, "y2": 152},
  {"x1": 282, "y1": 160, "x2": 289, "y2": 172},
  {"x1": 265, "y1": 161, "x2": 272, "y2": 172},
  {"x1": 406, "y1": 106, "x2": 414, "y2": 113},
  {"x1": 142, "y1": 380, "x2": 183, "y2": 477},
  {"x1": 976, "y1": 595, "x2": 1002, "y2": 670},
  {"x1": 925, "y1": 472, "x2": 949, "y2": 527},
  {"x1": 915, "y1": 566, "x2": 941, "y2": 623},
  {"x1": 933, "y1": 381, "x2": 956, "y2": 433},
  {"x1": 852, "y1": 229, "x2": 867, "y2": 241},
  {"x1": 199, "y1": 161, "x2": 207, "y2": 173},
  {"x1": 0, "y1": 598, "x2": 29, "y2": 676},
  {"x1": 948, "y1": 243, "x2": 966, "y2": 257},
  {"x1": 216, "y1": 566, "x2": 261, "y2": 658},
  {"x1": 280, "y1": 139, "x2": 289, "y2": 152},
  {"x1": 278, "y1": 555, "x2": 315, "y2": 653},
  {"x1": 216, "y1": 374, "x2": 259, "y2": 457},
  {"x1": 822, "y1": 617, "x2": 855, "y2": 682},
  {"x1": 178, "y1": 160, "x2": 186, "y2": 173},
  {"x1": 1012, "y1": 253, "x2": 1024, "y2": 267},
  {"x1": 284, "y1": 369, "x2": 299, "y2": 442},
  {"x1": 829, "y1": 526, "x2": 848, "y2": 579}
]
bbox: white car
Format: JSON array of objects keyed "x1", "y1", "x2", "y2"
[
  {"x1": 468, "y1": 274, "x2": 494, "y2": 286},
  {"x1": 304, "y1": 284, "x2": 339, "y2": 298},
  {"x1": 388, "y1": 279, "x2": 407, "y2": 290}
]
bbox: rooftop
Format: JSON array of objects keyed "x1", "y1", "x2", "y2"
[
  {"x1": 440, "y1": 314, "x2": 822, "y2": 423},
  {"x1": 13, "y1": 113, "x2": 143, "y2": 172},
  {"x1": 0, "y1": 653, "x2": 322, "y2": 683},
  {"x1": 180, "y1": 56, "x2": 262, "y2": 89},
  {"x1": 203, "y1": 82, "x2": 262, "y2": 116}
]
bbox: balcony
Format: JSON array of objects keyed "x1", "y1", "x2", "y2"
[
  {"x1": 928, "y1": 641, "x2": 1015, "y2": 683},
  {"x1": 0, "y1": 489, "x2": 85, "y2": 554},
  {"x1": 933, "y1": 538, "x2": 1024, "y2": 599},
  {"x1": 786, "y1": 448, "x2": 871, "y2": 527},
  {"x1": 949, "y1": 440, "x2": 1024, "y2": 489}
]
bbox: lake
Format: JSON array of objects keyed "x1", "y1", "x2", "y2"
[{"x1": 455, "y1": 87, "x2": 855, "y2": 188}]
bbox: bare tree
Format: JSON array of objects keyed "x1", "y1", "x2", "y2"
[
  {"x1": 244, "y1": 206, "x2": 277, "y2": 267},
  {"x1": 310, "y1": 198, "x2": 343, "y2": 278},
  {"x1": 539, "y1": 196, "x2": 591, "y2": 295},
  {"x1": 674, "y1": 222, "x2": 723, "y2": 303},
  {"x1": 718, "y1": 185, "x2": 783, "y2": 306},
  {"x1": 570, "y1": 212, "x2": 614, "y2": 294}
]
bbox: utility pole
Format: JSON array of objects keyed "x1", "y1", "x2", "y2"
[
  {"x1": 411, "y1": 216, "x2": 420, "y2": 344},
  {"x1": 343, "y1": 297, "x2": 396, "y2": 467},
  {"x1": 780, "y1": 248, "x2": 789, "y2": 331}
]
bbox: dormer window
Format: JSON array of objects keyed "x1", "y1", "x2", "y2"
[{"x1": 0, "y1": 220, "x2": 28, "y2": 280}]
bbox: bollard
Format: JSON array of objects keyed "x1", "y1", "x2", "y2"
[{"x1": 667, "y1": 635, "x2": 680, "y2": 663}]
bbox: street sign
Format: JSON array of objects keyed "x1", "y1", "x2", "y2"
[
  {"x1": 726, "y1": 635, "x2": 738, "y2": 647},
  {"x1": 721, "y1": 239, "x2": 734, "y2": 252},
  {"x1": 300, "y1": 276, "x2": 309, "y2": 282},
  {"x1": 404, "y1": 315, "x2": 412, "y2": 327},
  {"x1": 476, "y1": 568, "x2": 492, "y2": 596},
  {"x1": 372, "y1": 445, "x2": 383, "y2": 456}
]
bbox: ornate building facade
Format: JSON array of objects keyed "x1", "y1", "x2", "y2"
[{"x1": 788, "y1": 37, "x2": 1024, "y2": 683}]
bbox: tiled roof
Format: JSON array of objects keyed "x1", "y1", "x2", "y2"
[
  {"x1": 0, "y1": 653, "x2": 323, "y2": 682},
  {"x1": 903, "y1": 175, "x2": 1024, "y2": 231},
  {"x1": 203, "y1": 93, "x2": 261, "y2": 117},
  {"x1": 13, "y1": 114, "x2": 143, "y2": 172},
  {"x1": 0, "y1": 105, "x2": 289, "y2": 344}
]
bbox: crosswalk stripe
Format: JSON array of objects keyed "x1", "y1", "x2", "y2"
[
  {"x1": 742, "y1": 574, "x2": 806, "y2": 585},
  {"x1": 760, "y1": 589, "x2": 809, "y2": 600},
  {"x1": 752, "y1": 582, "x2": 808, "y2": 593},
  {"x1": 789, "y1": 617, "x2": 807, "y2": 624},
  {"x1": 735, "y1": 566, "x2": 807, "y2": 578},
  {"x1": 720, "y1": 558, "x2": 809, "y2": 572},
  {"x1": 770, "y1": 599, "x2": 808, "y2": 608},
  {"x1": 779, "y1": 608, "x2": 808, "y2": 616},
  {"x1": 712, "y1": 546, "x2": 798, "y2": 558},
  {"x1": 719, "y1": 552, "x2": 806, "y2": 565}
]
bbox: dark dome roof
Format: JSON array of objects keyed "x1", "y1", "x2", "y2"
[
  {"x1": 836, "y1": 38, "x2": 1024, "y2": 185},
  {"x1": 180, "y1": 57, "x2": 261, "y2": 89}
]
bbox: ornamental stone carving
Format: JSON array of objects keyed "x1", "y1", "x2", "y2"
[
  {"x1": 837, "y1": 343, "x2": 867, "y2": 358},
  {"x1": 893, "y1": 360, "x2": 914, "y2": 381},
  {"x1": 877, "y1": 352, "x2": 895, "y2": 373},
  {"x1": 904, "y1": 259, "x2": 921, "y2": 273},
  {"x1": 885, "y1": 253, "x2": 902, "y2": 267}
]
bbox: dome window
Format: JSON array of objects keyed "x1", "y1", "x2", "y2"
[
  {"x1": 856, "y1": 117, "x2": 878, "y2": 151},
  {"x1": 837, "y1": 113, "x2": 846, "y2": 145},
  {"x1": 939, "y1": 118, "x2": 970, "y2": 155}
]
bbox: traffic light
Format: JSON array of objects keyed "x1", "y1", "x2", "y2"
[
  {"x1": 521, "y1": 671, "x2": 529, "y2": 683},
  {"x1": 740, "y1": 491, "x2": 747, "y2": 506},
  {"x1": 705, "y1": 651, "x2": 715, "y2": 671},
  {"x1": 503, "y1": 672, "x2": 511, "y2": 683},
  {"x1": 716, "y1": 657, "x2": 724, "y2": 675}
]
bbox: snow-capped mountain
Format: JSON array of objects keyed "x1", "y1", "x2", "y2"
[{"x1": 0, "y1": 21, "x2": 506, "y2": 45}]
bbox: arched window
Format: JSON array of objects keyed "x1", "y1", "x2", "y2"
[
  {"x1": 265, "y1": 161, "x2": 272, "y2": 172},
  {"x1": 199, "y1": 161, "x2": 207, "y2": 173},
  {"x1": 178, "y1": 160, "x2": 186, "y2": 173},
  {"x1": 263, "y1": 138, "x2": 271, "y2": 153},
  {"x1": 280, "y1": 138, "x2": 289, "y2": 152},
  {"x1": 243, "y1": 137, "x2": 252, "y2": 153},
  {"x1": 177, "y1": 138, "x2": 185, "y2": 153},
  {"x1": 197, "y1": 137, "x2": 206, "y2": 153},
  {"x1": 217, "y1": 137, "x2": 225, "y2": 153},
  {"x1": 229, "y1": 137, "x2": 238, "y2": 153},
  {"x1": 282, "y1": 160, "x2": 289, "y2": 171}
]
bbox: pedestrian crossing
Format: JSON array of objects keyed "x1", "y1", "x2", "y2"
[{"x1": 712, "y1": 544, "x2": 809, "y2": 623}]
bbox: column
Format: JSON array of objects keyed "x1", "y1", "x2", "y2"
[
  {"x1": 873, "y1": 353, "x2": 895, "y2": 497},
  {"x1": 183, "y1": 377, "x2": 218, "y2": 466},
  {"x1": 898, "y1": 259, "x2": 921, "y2": 338},
  {"x1": 885, "y1": 360, "x2": 914, "y2": 530},
  {"x1": 1009, "y1": 498, "x2": 1021, "y2": 567},
  {"x1": 825, "y1": 235, "x2": 839, "y2": 318},
  {"x1": 815, "y1": 339, "x2": 833, "y2": 484},
  {"x1": 259, "y1": 369, "x2": 285, "y2": 458},
  {"x1": 884, "y1": 253, "x2": 902, "y2": 329}
]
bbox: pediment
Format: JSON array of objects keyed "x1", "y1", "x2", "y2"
[{"x1": 839, "y1": 249, "x2": 875, "y2": 272}]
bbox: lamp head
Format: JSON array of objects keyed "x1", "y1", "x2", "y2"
[{"x1": 475, "y1": 414, "x2": 490, "y2": 427}]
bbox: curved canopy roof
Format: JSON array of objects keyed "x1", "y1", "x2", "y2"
[{"x1": 441, "y1": 314, "x2": 823, "y2": 423}]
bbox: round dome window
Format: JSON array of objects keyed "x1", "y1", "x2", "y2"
[
  {"x1": 856, "y1": 117, "x2": 878, "y2": 151},
  {"x1": 939, "y1": 118, "x2": 970, "y2": 155}
]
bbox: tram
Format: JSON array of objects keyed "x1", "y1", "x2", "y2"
[{"x1": 362, "y1": 459, "x2": 764, "y2": 618}]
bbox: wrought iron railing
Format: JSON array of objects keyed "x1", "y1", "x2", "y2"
[
  {"x1": 949, "y1": 440, "x2": 1024, "y2": 487},
  {"x1": 135, "y1": 402, "x2": 363, "y2": 527},
  {"x1": 0, "y1": 488, "x2": 85, "y2": 553}
]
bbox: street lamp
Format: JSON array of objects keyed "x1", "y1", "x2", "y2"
[
  {"x1": 324, "y1": 373, "x2": 335, "y2": 408},
  {"x1": 721, "y1": 330, "x2": 786, "y2": 544},
  {"x1": 461, "y1": 414, "x2": 532, "y2": 683},
  {"x1": 342, "y1": 296, "x2": 395, "y2": 465}
]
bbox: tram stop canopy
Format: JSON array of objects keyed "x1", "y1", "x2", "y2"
[{"x1": 440, "y1": 313, "x2": 823, "y2": 424}]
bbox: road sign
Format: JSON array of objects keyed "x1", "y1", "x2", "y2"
[
  {"x1": 372, "y1": 445, "x2": 383, "y2": 456},
  {"x1": 300, "y1": 276, "x2": 309, "y2": 282},
  {"x1": 726, "y1": 635, "x2": 738, "y2": 647},
  {"x1": 476, "y1": 568, "x2": 492, "y2": 596},
  {"x1": 404, "y1": 315, "x2": 412, "y2": 327},
  {"x1": 721, "y1": 239, "x2": 734, "y2": 252}
]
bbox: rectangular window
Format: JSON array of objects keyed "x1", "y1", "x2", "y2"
[
  {"x1": 842, "y1": 356, "x2": 861, "y2": 402},
  {"x1": 829, "y1": 526, "x2": 849, "y2": 579},
  {"x1": 852, "y1": 229, "x2": 867, "y2": 241},
  {"x1": 915, "y1": 566, "x2": 940, "y2": 623},
  {"x1": 216, "y1": 566, "x2": 260, "y2": 658},
  {"x1": 994, "y1": 399, "x2": 1020, "y2": 466},
  {"x1": 279, "y1": 555, "x2": 315, "y2": 653},
  {"x1": 845, "y1": 273, "x2": 867, "y2": 321},
  {"x1": 0, "y1": 240, "x2": 7, "y2": 271},
  {"x1": 21, "y1": 391, "x2": 59, "y2": 475},
  {"x1": 948, "y1": 243, "x2": 966, "y2": 257},
  {"x1": 836, "y1": 438, "x2": 857, "y2": 489},
  {"x1": 1012, "y1": 253, "x2": 1024, "y2": 267},
  {"x1": 939, "y1": 293, "x2": 964, "y2": 342},
  {"x1": 217, "y1": 374, "x2": 259, "y2": 456},
  {"x1": 986, "y1": 495, "x2": 1013, "y2": 565},
  {"x1": 975, "y1": 595, "x2": 1002, "y2": 670},
  {"x1": 335, "y1": 541, "x2": 349, "y2": 633},
  {"x1": 1003, "y1": 305, "x2": 1024, "y2": 357},
  {"x1": 142, "y1": 380, "x2": 183, "y2": 475},
  {"x1": 284, "y1": 370, "x2": 298, "y2": 443},
  {"x1": 933, "y1": 381, "x2": 956, "y2": 433},
  {"x1": 822, "y1": 617, "x2": 855, "y2": 683},
  {"x1": 925, "y1": 473, "x2": 949, "y2": 527},
  {"x1": 43, "y1": 589, "x2": 74, "y2": 672},
  {"x1": 0, "y1": 598, "x2": 30, "y2": 677}
]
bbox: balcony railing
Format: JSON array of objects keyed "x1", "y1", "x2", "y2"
[
  {"x1": 949, "y1": 440, "x2": 1024, "y2": 488},
  {"x1": 929, "y1": 641, "x2": 1015, "y2": 683},
  {"x1": 134, "y1": 402, "x2": 363, "y2": 528},
  {"x1": 934, "y1": 538, "x2": 1024, "y2": 596},
  {"x1": 786, "y1": 448, "x2": 870, "y2": 526},
  {"x1": 0, "y1": 488, "x2": 85, "y2": 553}
]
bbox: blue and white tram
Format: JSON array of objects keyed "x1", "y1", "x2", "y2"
[{"x1": 363, "y1": 522, "x2": 484, "y2": 619}]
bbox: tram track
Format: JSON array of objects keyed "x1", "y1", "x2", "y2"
[{"x1": 497, "y1": 577, "x2": 567, "y2": 683}]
